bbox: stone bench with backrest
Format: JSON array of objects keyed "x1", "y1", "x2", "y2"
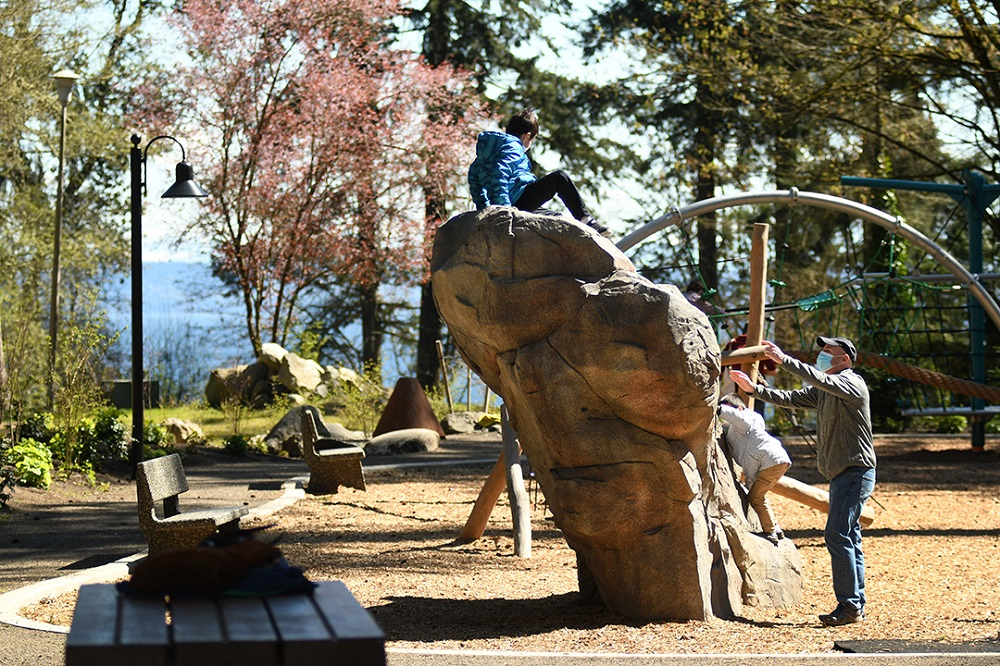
[
  {"x1": 136, "y1": 453, "x2": 249, "y2": 555},
  {"x1": 301, "y1": 410, "x2": 366, "y2": 494}
]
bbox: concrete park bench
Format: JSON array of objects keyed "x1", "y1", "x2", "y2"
[
  {"x1": 301, "y1": 411, "x2": 366, "y2": 495},
  {"x1": 136, "y1": 453, "x2": 249, "y2": 555},
  {"x1": 65, "y1": 580, "x2": 386, "y2": 666}
]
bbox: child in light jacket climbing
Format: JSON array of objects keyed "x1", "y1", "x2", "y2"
[
  {"x1": 718, "y1": 392, "x2": 792, "y2": 544},
  {"x1": 467, "y1": 107, "x2": 610, "y2": 236}
]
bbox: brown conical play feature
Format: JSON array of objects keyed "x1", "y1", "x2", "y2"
[{"x1": 373, "y1": 377, "x2": 446, "y2": 437}]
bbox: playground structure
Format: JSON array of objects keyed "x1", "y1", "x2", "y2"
[
  {"x1": 618, "y1": 184, "x2": 1000, "y2": 449},
  {"x1": 452, "y1": 183, "x2": 998, "y2": 572},
  {"x1": 433, "y1": 207, "x2": 805, "y2": 621}
]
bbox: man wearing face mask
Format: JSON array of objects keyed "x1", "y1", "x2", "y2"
[{"x1": 729, "y1": 336, "x2": 876, "y2": 627}]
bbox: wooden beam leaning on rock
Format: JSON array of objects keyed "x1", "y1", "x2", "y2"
[
  {"x1": 772, "y1": 475, "x2": 875, "y2": 528},
  {"x1": 721, "y1": 345, "x2": 769, "y2": 367}
]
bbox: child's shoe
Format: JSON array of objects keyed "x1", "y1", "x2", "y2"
[{"x1": 581, "y1": 215, "x2": 611, "y2": 238}]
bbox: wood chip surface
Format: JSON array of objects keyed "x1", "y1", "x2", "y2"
[{"x1": 20, "y1": 435, "x2": 1000, "y2": 654}]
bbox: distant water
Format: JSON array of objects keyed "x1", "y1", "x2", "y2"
[
  {"x1": 102, "y1": 262, "x2": 255, "y2": 400},
  {"x1": 101, "y1": 262, "x2": 493, "y2": 406}
]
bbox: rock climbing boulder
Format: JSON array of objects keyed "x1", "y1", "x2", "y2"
[{"x1": 431, "y1": 206, "x2": 801, "y2": 621}]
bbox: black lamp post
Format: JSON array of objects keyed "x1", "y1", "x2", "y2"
[
  {"x1": 48, "y1": 69, "x2": 79, "y2": 408},
  {"x1": 129, "y1": 134, "x2": 208, "y2": 474}
]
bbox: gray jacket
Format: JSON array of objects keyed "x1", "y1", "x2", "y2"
[{"x1": 751, "y1": 356, "x2": 876, "y2": 480}]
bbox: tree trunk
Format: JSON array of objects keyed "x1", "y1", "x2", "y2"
[
  {"x1": 694, "y1": 91, "x2": 719, "y2": 289},
  {"x1": 360, "y1": 282, "x2": 383, "y2": 368},
  {"x1": 417, "y1": 282, "x2": 441, "y2": 388},
  {"x1": 423, "y1": 0, "x2": 450, "y2": 67},
  {"x1": 0, "y1": 313, "x2": 7, "y2": 419}
]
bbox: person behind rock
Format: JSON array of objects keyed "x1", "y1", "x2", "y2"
[
  {"x1": 730, "y1": 335, "x2": 877, "y2": 627},
  {"x1": 467, "y1": 107, "x2": 610, "y2": 237},
  {"x1": 717, "y1": 393, "x2": 791, "y2": 545}
]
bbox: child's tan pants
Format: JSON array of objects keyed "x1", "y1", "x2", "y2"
[{"x1": 748, "y1": 462, "x2": 790, "y2": 534}]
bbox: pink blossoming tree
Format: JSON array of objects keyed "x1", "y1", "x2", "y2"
[{"x1": 170, "y1": 0, "x2": 486, "y2": 360}]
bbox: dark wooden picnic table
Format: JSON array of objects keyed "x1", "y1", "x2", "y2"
[{"x1": 65, "y1": 580, "x2": 385, "y2": 666}]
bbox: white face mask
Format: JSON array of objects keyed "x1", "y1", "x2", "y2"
[{"x1": 815, "y1": 351, "x2": 834, "y2": 372}]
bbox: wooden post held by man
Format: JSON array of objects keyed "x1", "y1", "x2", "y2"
[{"x1": 739, "y1": 223, "x2": 770, "y2": 406}]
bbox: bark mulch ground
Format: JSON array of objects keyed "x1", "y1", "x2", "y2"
[{"x1": 17, "y1": 434, "x2": 1000, "y2": 655}]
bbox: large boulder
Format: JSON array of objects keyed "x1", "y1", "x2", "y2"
[
  {"x1": 204, "y1": 362, "x2": 271, "y2": 408},
  {"x1": 365, "y1": 428, "x2": 441, "y2": 456},
  {"x1": 161, "y1": 418, "x2": 205, "y2": 447},
  {"x1": 431, "y1": 207, "x2": 801, "y2": 621},
  {"x1": 441, "y1": 411, "x2": 489, "y2": 435},
  {"x1": 263, "y1": 405, "x2": 366, "y2": 457},
  {"x1": 278, "y1": 353, "x2": 324, "y2": 394},
  {"x1": 258, "y1": 342, "x2": 288, "y2": 371}
]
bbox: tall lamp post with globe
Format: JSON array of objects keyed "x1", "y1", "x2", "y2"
[
  {"x1": 129, "y1": 134, "x2": 208, "y2": 474},
  {"x1": 47, "y1": 69, "x2": 79, "y2": 408}
]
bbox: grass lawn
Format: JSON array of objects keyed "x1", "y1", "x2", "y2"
[{"x1": 135, "y1": 403, "x2": 330, "y2": 443}]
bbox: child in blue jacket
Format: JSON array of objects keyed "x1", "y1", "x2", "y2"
[{"x1": 468, "y1": 108, "x2": 609, "y2": 237}]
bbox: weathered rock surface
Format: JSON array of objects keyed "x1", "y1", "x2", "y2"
[
  {"x1": 258, "y1": 342, "x2": 288, "y2": 371},
  {"x1": 440, "y1": 411, "x2": 489, "y2": 435},
  {"x1": 204, "y1": 363, "x2": 271, "y2": 408},
  {"x1": 204, "y1": 343, "x2": 358, "y2": 407},
  {"x1": 278, "y1": 353, "x2": 324, "y2": 395},
  {"x1": 263, "y1": 405, "x2": 366, "y2": 457},
  {"x1": 161, "y1": 418, "x2": 205, "y2": 446},
  {"x1": 364, "y1": 428, "x2": 441, "y2": 456},
  {"x1": 430, "y1": 207, "x2": 802, "y2": 621}
]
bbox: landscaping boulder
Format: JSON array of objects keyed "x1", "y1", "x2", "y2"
[
  {"x1": 430, "y1": 206, "x2": 802, "y2": 621},
  {"x1": 161, "y1": 418, "x2": 204, "y2": 446},
  {"x1": 364, "y1": 428, "x2": 441, "y2": 456},
  {"x1": 278, "y1": 353, "x2": 324, "y2": 395},
  {"x1": 204, "y1": 362, "x2": 271, "y2": 408},
  {"x1": 258, "y1": 342, "x2": 288, "y2": 371},
  {"x1": 441, "y1": 411, "x2": 487, "y2": 435},
  {"x1": 323, "y1": 365, "x2": 360, "y2": 387},
  {"x1": 264, "y1": 405, "x2": 365, "y2": 457}
]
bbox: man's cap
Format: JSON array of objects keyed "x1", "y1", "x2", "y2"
[{"x1": 816, "y1": 336, "x2": 857, "y2": 362}]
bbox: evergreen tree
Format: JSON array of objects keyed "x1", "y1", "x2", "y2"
[{"x1": 407, "y1": 0, "x2": 631, "y2": 387}]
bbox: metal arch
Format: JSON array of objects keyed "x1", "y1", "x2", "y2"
[{"x1": 615, "y1": 189, "x2": 1000, "y2": 332}]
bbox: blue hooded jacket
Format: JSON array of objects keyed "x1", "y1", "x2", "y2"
[{"x1": 467, "y1": 131, "x2": 536, "y2": 209}]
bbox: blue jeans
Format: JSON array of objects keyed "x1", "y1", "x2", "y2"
[{"x1": 826, "y1": 466, "x2": 876, "y2": 611}]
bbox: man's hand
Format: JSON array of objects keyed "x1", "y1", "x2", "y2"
[
  {"x1": 762, "y1": 339, "x2": 787, "y2": 364},
  {"x1": 729, "y1": 370, "x2": 754, "y2": 392}
]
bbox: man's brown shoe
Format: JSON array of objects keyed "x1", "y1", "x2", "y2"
[{"x1": 819, "y1": 604, "x2": 864, "y2": 626}]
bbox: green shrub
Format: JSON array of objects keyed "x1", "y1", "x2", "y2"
[
  {"x1": 18, "y1": 412, "x2": 55, "y2": 444},
  {"x1": 336, "y1": 362, "x2": 386, "y2": 436},
  {"x1": 934, "y1": 415, "x2": 968, "y2": 434},
  {"x1": 423, "y1": 383, "x2": 452, "y2": 422},
  {"x1": 74, "y1": 407, "x2": 129, "y2": 468},
  {"x1": 144, "y1": 422, "x2": 171, "y2": 448},
  {"x1": 9, "y1": 439, "x2": 53, "y2": 489},
  {"x1": 223, "y1": 434, "x2": 250, "y2": 456},
  {"x1": 912, "y1": 414, "x2": 968, "y2": 434},
  {"x1": 0, "y1": 439, "x2": 16, "y2": 509},
  {"x1": 142, "y1": 442, "x2": 177, "y2": 460}
]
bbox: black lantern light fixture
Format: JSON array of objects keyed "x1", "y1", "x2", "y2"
[{"x1": 129, "y1": 134, "x2": 208, "y2": 474}]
